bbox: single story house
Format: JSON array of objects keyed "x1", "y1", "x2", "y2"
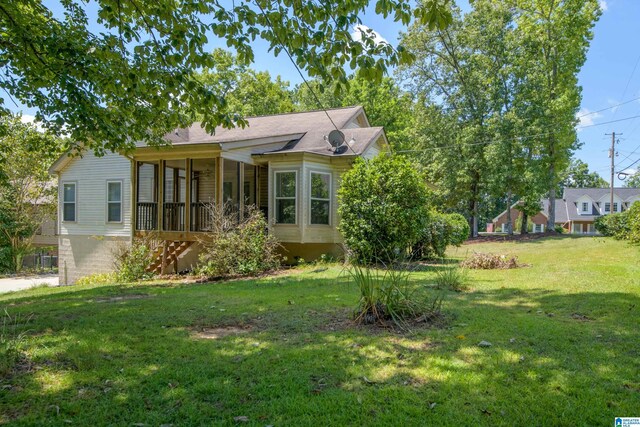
[
  {"x1": 492, "y1": 188, "x2": 640, "y2": 234},
  {"x1": 49, "y1": 106, "x2": 388, "y2": 284}
]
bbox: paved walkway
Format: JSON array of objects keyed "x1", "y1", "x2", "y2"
[{"x1": 0, "y1": 274, "x2": 60, "y2": 294}]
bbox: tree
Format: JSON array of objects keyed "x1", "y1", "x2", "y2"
[
  {"x1": 197, "y1": 49, "x2": 294, "y2": 117},
  {"x1": 293, "y1": 75, "x2": 415, "y2": 146},
  {"x1": 337, "y1": 154, "x2": 431, "y2": 263},
  {"x1": 0, "y1": 0, "x2": 451, "y2": 155},
  {"x1": 559, "y1": 158, "x2": 608, "y2": 192},
  {"x1": 511, "y1": 0, "x2": 601, "y2": 230},
  {"x1": 623, "y1": 172, "x2": 640, "y2": 188},
  {"x1": 0, "y1": 115, "x2": 62, "y2": 272},
  {"x1": 397, "y1": 0, "x2": 600, "y2": 236},
  {"x1": 399, "y1": 5, "x2": 499, "y2": 237}
]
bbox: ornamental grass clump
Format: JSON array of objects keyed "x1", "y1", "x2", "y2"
[
  {"x1": 350, "y1": 262, "x2": 444, "y2": 330},
  {"x1": 434, "y1": 265, "x2": 469, "y2": 291}
]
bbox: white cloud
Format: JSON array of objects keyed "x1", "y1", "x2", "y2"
[
  {"x1": 576, "y1": 108, "x2": 602, "y2": 129},
  {"x1": 351, "y1": 24, "x2": 389, "y2": 46},
  {"x1": 20, "y1": 114, "x2": 37, "y2": 124},
  {"x1": 607, "y1": 98, "x2": 620, "y2": 113},
  {"x1": 599, "y1": 1, "x2": 608, "y2": 12},
  {"x1": 18, "y1": 113, "x2": 47, "y2": 132}
]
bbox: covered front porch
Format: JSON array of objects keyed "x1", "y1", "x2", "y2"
[{"x1": 133, "y1": 151, "x2": 268, "y2": 241}]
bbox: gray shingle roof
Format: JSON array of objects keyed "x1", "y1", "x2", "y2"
[
  {"x1": 159, "y1": 106, "x2": 383, "y2": 157},
  {"x1": 541, "y1": 188, "x2": 640, "y2": 223}
]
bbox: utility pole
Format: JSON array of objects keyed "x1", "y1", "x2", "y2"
[{"x1": 606, "y1": 131, "x2": 621, "y2": 214}]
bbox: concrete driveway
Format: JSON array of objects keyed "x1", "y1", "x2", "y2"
[{"x1": 0, "y1": 274, "x2": 59, "y2": 294}]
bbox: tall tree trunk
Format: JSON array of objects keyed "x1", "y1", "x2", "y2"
[
  {"x1": 505, "y1": 189, "x2": 513, "y2": 235},
  {"x1": 547, "y1": 163, "x2": 556, "y2": 230},
  {"x1": 520, "y1": 212, "x2": 529, "y2": 234}
]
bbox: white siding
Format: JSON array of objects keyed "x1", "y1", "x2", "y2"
[{"x1": 58, "y1": 151, "x2": 131, "y2": 237}]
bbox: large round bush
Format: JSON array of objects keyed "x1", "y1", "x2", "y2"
[{"x1": 338, "y1": 154, "x2": 431, "y2": 262}]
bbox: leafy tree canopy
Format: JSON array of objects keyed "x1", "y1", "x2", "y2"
[
  {"x1": 0, "y1": 0, "x2": 452, "y2": 155},
  {"x1": 294, "y1": 75, "x2": 414, "y2": 146},
  {"x1": 559, "y1": 158, "x2": 609, "y2": 192},
  {"x1": 0, "y1": 114, "x2": 63, "y2": 272},
  {"x1": 197, "y1": 49, "x2": 295, "y2": 117},
  {"x1": 623, "y1": 171, "x2": 640, "y2": 188}
]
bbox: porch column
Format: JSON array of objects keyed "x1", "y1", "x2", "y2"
[
  {"x1": 131, "y1": 159, "x2": 137, "y2": 238},
  {"x1": 158, "y1": 160, "x2": 164, "y2": 232},
  {"x1": 185, "y1": 158, "x2": 191, "y2": 233},
  {"x1": 216, "y1": 157, "x2": 223, "y2": 206}
]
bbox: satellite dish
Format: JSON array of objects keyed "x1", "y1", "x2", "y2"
[{"x1": 328, "y1": 130, "x2": 345, "y2": 151}]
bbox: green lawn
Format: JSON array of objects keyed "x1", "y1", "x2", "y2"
[{"x1": 1, "y1": 236, "x2": 639, "y2": 425}]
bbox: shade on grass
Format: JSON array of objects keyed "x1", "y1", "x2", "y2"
[{"x1": 0, "y1": 236, "x2": 638, "y2": 425}]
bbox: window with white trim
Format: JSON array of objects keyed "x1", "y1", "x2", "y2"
[
  {"x1": 581, "y1": 202, "x2": 589, "y2": 213},
  {"x1": 613, "y1": 202, "x2": 618, "y2": 212},
  {"x1": 274, "y1": 171, "x2": 296, "y2": 224},
  {"x1": 310, "y1": 172, "x2": 331, "y2": 225},
  {"x1": 107, "y1": 181, "x2": 122, "y2": 222},
  {"x1": 572, "y1": 223, "x2": 582, "y2": 233},
  {"x1": 62, "y1": 183, "x2": 76, "y2": 222},
  {"x1": 604, "y1": 202, "x2": 611, "y2": 213},
  {"x1": 534, "y1": 223, "x2": 544, "y2": 233}
]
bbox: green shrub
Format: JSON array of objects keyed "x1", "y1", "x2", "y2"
[
  {"x1": 338, "y1": 154, "x2": 431, "y2": 263},
  {"x1": 195, "y1": 206, "x2": 281, "y2": 278},
  {"x1": 76, "y1": 272, "x2": 116, "y2": 286},
  {"x1": 349, "y1": 263, "x2": 444, "y2": 330},
  {"x1": 627, "y1": 201, "x2": 640, "y2": 243},
  {"x1": 112, "y1": 237, "x2": 156, "y2": 282},
  {"x1": 414, "y1": 212, "x2": 470, "y2": 259},
  {"x1": 594, "y1": 211, "x2": 629, "y2": 239},
  {"x1": 554, "y1": 225, "x2": 565, "y2": 234}
]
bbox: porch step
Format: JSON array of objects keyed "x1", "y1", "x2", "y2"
[{"x1": 146, "y1": 241, "x2": 193, "y2": 274}]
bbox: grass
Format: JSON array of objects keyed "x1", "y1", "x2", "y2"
[{"x1": 0, "y1": 236, "x2": 639, "y2": 425}]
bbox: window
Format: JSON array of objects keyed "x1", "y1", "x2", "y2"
[
  {"x1": 581, "y1": 202, "x2": 589, "y2": 212},
  {"x1": 275, "y1": 171, "x2": 296, "y2": 224},
  {"x1": 573, "y1": 223, "x2": 582, "y2": 234},
  {"x1": 310, "y1": 172, "x2": 331, "y2": 225},
  {"x1": 534, "y1": 224, "x2": 544, "y2": 233},
  {"x1": 62, "y1": 183, "x2": 76, "y2": 222},
  {"x1": 613, "y1": 202, "x2": 618, "y2": 212},
  {"x1": 604, "y1": 202, "x2": 611, "y2": 213},
  {"x1": 107, "y1": 181, "x2": 122, "y2": 222}
]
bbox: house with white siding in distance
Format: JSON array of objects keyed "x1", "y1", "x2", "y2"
[
  {"x1": 49, "y1": 106, "x2": 388, "y2": 284},
  {"x1": 492, "y1": 188, "x2": 640, "y2": 234}
]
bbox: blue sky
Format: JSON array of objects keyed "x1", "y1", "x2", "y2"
[{"x1": 12, "y1": 0, "x2": 639, "y2": 185}]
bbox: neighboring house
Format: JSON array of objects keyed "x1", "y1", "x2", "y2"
[
  {"x1": 492, "y1": 188, "x2": 640, "y2": 234},
  {"x1": 23, "y1": 216, "x2": 59, "y2": 269},
  {"x1": 49, "y1": 106, "x2": 388, "y2": 284}
]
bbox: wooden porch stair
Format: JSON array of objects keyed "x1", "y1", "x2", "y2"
[{"x1": 146, "y1": 241, "x2": 193, "y2": 274}]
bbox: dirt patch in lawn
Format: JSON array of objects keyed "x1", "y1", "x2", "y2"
[
  {"x1": 93, "y1": 294, "x2": 151, "y2": 303},
  {"x1": 192, "y1": 325, "x2": 254, "y2": 340},
  {"x1": 570, "y1": 313, "x2": 595, "y2": 321}
]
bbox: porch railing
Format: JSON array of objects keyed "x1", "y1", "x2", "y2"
[
  {"x1": 191, "y1": 202, "x2": 215, "y2": 232},
  {"x1": 136, "y1": 202, "x2": 158, "y2": 231},
  {"x1": 163, "y1": 202, "x2": 185, "y2": 231}
]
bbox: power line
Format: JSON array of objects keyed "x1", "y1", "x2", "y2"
[
  {"x1": 576, "y1": 95, "x2": 640, "y2": 119},
  {"x1": 614, "y1": 52, "x2": 640, "y2": 120},
  {"x1": 618, "y1": 157, "x2": 640, "y2": 174},
  {"x1": 252, "y1": 0, "x2": 359, "y2": 155},
  {"x1": 577, "y1": 113, "x2": 640, "y2": 129}
]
